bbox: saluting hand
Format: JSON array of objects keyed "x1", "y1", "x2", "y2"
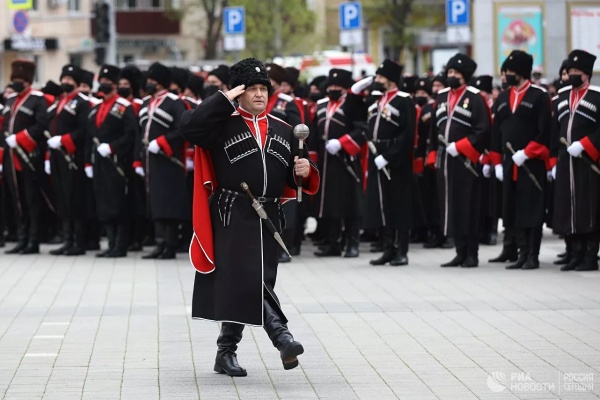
[
  {"x1": 294, "y1": 156, "x2": 310, "y2": 178},
  {"x1": 225, "y1": 85, "x2": 245, "y2": 102}
]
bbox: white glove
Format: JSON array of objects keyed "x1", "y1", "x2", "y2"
[
  {"x1": 5, "y1": 134, "x2": 17, "y2": 149},
  {"x1": 374, "y1": 155, "x2": 388, "y2": 170},
  {"x1": 148, "y1": 139, "x2": 161, "y2": 154},
  {"x1": 47, "y1": 136, "x2": 62, "y2": 149},
  {"x1": 0, "y1": 164, "x2": 2, "y2": 174},
  {"x1": 351, "y1": 76, "x2": 374, "y2": 94},
  {"x1": 96, "y1": 143, "x2": 112, "y2": 158},
  {"x1": 547, "y1": 170, "x2": 553, "y2": 182},
  {"x1": 482, "y1": 164, "x2": 492, "y2": 178},
  {"x1": 135, "y1": 166, "x2": 145, "y2": 177},
  {"x1": 551, "y1": 165, "x2": 556, "y2": 180},
  {"x1": 512, "y1": 149, "x2": 528, "y2": 167},
  {"x1": 186, "y1": 158, "x2": 194, "y2": 171},
  {"x1": 85, "y1": 165, "x2": 93, "y2": 179},
  {"x1": 567, "y1": 141, "x2": 584, "y2": 157},
  {"x1": 325, "y1": 139, "x2": 341, "y2": 155},
  {"x1": 446, "y1": 142, "x2": 459, "y2": 157},
  {"x1": 44, "y1": 160, "x2": 51, "y2": 175},
  {"x1": 495, "y1": 164, "x2": 503, "y2": 182}
]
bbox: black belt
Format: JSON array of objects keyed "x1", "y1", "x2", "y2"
[
  {"x1": 372, "y1": 138, "x2": 397, "y2": 144},
  {"x1": 218, "y1": 188, "x2": 280, "y2": 203}
]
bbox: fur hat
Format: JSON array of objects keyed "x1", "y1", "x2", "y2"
[
  {"x1": 376, "y1": 59, "x2": 403, "y2": 84},
  {"x1": 42, "y1": 80, "x2": 63, "y2": 97},
  {"x1": 10, "y1": 59, "x2": 36, "y2": 83},
  {"x1": 208, "y1": 65, "x2": 230, "y2": 86},
  {"x1": 229, "y1": 58, "x2": 272, "y2": 93},
  {"x1": 60, "y1": 64, "x2": 82, "y2": 85},
  {"x1": 559, "y1": 59, "x2": 570, "y2": 77},
  {"x1": 80, "y1": 69, "x2": 95, "y2": 87},
  {"x1": 98, "y1": 64, "x2": 121, "y2": 84},
  {"x1": 266, "y1": 63, "x2": 286, "y2": 85},
  {"x1": 309, "y1": 75, "x2": 327, "y2": 88},
  {"x1": 120, "y1": 64, "x2": 142, "y2": 98},
  {"x1": 327, "y1": 68, "x2": 353, "y2": 89},
  {"x1": 446, "y1": 53, "x2": 477, "y2": 82},
  {"x1": 187, "y1": 74, "x2": 205, "y2": 98},
  {"x1": 415, "y1": 78, "x2": 432, "y2": 96},
  {"x1": 432, "y1": 72, "x2": 447, "y2": 87},
  {"x1": 170, "y1": 67, "x2": 190, "y2": 90},
  {"x1": 147, "y1": 62, "x2": 172, "y2": 88},
  {"x1": 472, "y1": 75, "x2": 493, "y2": 93},
  {"x1": 503, "y1": 50, "x2": 533, "y2": 79},
  {"x1": 402, "y1": 75, "x2": 417, "y2": 93},
  {"x1": 283, "y1": 67, "x2": 300, "y2": 87},
  {"x1": 568, "y1": 49, "x2": 596, "y2": 76}
]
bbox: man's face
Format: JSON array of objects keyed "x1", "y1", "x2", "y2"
[
  {"x1": 309, "y1": 85, "x2": 320, "y2": 94},
  {"x1": 432, "y1": 81, "x2": 445, "y2": 94},
  {"x1": 269, "y1": 78, "x2": 280, "y2": 90},
  {"x1": 568, "y1": 68, "x2": 588, "y2": 83},
  {"x1": 206, "y1": 75, "x2": 223, "y2": 89},
  {"x1": 118, "y1": 78, "x2": 131, "y2": 89},
  {"x1": 280, "y1": 82, "x2": 293, "y2": 95},
  {"x1": 238, "y1": 84, "x2": 268, "y2": 115},
  {"x1": 446, "y1": 68, "x2": 464, "y2": 84},
  {"x1": 61, "y1": 76, "x2": 77, "y2": 87},
  {"x1": 79, "y1": 83, "x2": 92, "y2": 93},
  {"x1": 561, "y1": 70, "x2": 569, "y2": 82},
  {"x1": 415, "y1": 89, "x2": 430, "y2": 99},
  {"x1": 375, "y1": 74, "x2": 393, "y2": 90},
  {"x1": 170, "y1": 83, "x2": 181, "y2": 94}
]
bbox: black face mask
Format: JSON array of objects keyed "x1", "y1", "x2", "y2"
[
  {"x1": 501, "y1": 82, "x2": 510, "y2": 90},
  {"x1": 170, "y1": 89, "x2": 179, "y2": 96},
  {"x1": 505, "y1": 74, "x2": 519, "y2": 86},
  {"x1": 61, "y1": 83, "x2": 75, "y2": 94},
  {"x1": 203, "y1": 85, "x2": 220, "y2": 98},
  {"x1": 80, "y1": 90, "x2": 90, "y2": 96},
  {"x1": 117, "y1": 87, "x2": 132, "y2": 98},
  {"x1": 371, "y1": 82, "x2": 386, "y2": 92},
  {"x1": 308, "y1": 93, "x2": 322, "y2": 103},
  {"x1": 414, "y1": 96, "x2": 429, "y2": 107},
  {"x1": 327, "y1": 89, "x2": 343, "y2": 101},
  {"x1": 568, "y1": 74, "x2": 584, "y2": 88},
  {"x1": 146, "y1": 83, "x2": 158, "y2": 95},
  {"x1": 11, "y1": 81, "x2": 25, "y2": 93},
  {"x1": 447, "y1": 77, "x2": 462, "y2": 89},
  {"x1": 98, "y1": 83, "x2": 113, "y2": 94}
]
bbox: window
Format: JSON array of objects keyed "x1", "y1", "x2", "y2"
[
  {"x1": 116, "y1": 0, "x2": 163, "y2": 9},
  {"x1": 68, "y1": 0, "x2": 80, "y2": 11},
  {"x1": 69, "y1": 54, "x2": 83, "y2": 67}
]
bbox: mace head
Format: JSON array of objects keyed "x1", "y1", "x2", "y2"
[{"x1": 293, "y1": 124, "x2": 310, "y2": 141}]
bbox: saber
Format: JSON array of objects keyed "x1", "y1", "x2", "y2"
[
  {"x1": 143, "y1": 138, "x2": 186, "y2": 169},
  {"x1": 293, "y1": 124, "x2": 310, "y2": 203},
  {"x1": 437, "y1": 135, "x2": 479, "y2": 177},
  {"x1": 367, "y1": 141, "x2": 391, "y2": 180},
  {"x1": 506, "y1": 142, "x2": 543, "y2": 191},
  {"x1": 43, "y1": 131, "x2": 78, "y2": 170},
  {"x1": 560, "y1": 137, "x2": 600, "y2": 176},
  {"x1": 322, "y1": 135, "x2": 361, "y2": 182},
  {"x1": 4, "y1": 131, "x2": 35, "y2": 171},
  {"x1": 240, "y1": 182, "x2": 292, "y2": 258},
  {"x1": 92, "y1": 137, "x2": 127, "y2": 182}
]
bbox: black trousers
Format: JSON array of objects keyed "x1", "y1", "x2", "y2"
[
  {"x1": 62, "y1": 219, "x2": 85, "y2": 248},
  {"x1": 6, "y1": 170, "x2": 43, "y2": 245},
  {"x1": 327, "y1": 217, "x2": 360, "y2": 248},
  {"x1": 104, "y1": 223, "x2": 129, "y2": 252},
  {"x1": 511, "y1": 226, "x2": 543, "y2": 258},
  {"x1": 154, "y1": 219, "x2": 179, "y2": 249},
  {"x1": 381, "y1": 227, "x2": 409, "y2": 255},
  {"x1": 455, "y1": 232, "x2": 479, "y2": 259},
  {"x1": 570, "y1": 232, "x2": 599, "y2": 262}
]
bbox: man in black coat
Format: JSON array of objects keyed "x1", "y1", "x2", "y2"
[
  {"x1": 361, "y1": 60, "x2": 416, "y2": 266},
  {"x1": 428, "y1": 53, "x2": 491, "y2": 268},
  {"x1": 2, "y1": 59, "x2": 50, "y2": 255},
  {"x1": 133, "y1": 62, "x2": 189, "y2": 260},
  {"x1": 551, "y1": 50, "x2": 600, "y2": 271},
  {"x1": 489, "y1": 51, "x2": 552, "y2": 270},
  {"x1": 180, "y1": 58, "x2": 319, "y2": 376},
  {"x1": 85, "y1": 65, "x2": 138, "y2": 258},
  {"x1": 46, "y1": 64, "x2": 91, "y2": 256}
]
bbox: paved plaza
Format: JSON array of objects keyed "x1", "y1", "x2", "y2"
[{"x1": 0, "y1": 231, "x2": 599, "y2": 400}]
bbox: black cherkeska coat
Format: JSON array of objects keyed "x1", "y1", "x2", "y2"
[
  {"x1": 364, "y1": 89, "x2": 416, "y2": 230},
  {"x1": 311, "y1": 94, "x2": 366, "y2": 219},
  {"x1": 135, "y1": 91, "x2": 189, "y2": 222},
  {"x1": 428, "y1": 85, "x2": 491, "y2": 238},
  {"x1": 551, "y1": 84, "x2": 600, "y2": 235},
  {"x1": 180, "y1": 91, "x2": 318, "y2": 326},
  {"x1": 47, "y1": 92, "x2": 91, "y2": 220},
  {"x1": 490, "y1": 82, "x2": 551, "y2": 229},
  {"x1": 85, "y1": 95, "x2": 138, "y2": 222}
]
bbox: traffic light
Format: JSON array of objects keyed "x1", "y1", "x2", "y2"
[
  {"x1": 94, "y1": 46, "x2": 106, "y2": 66},
  {"x1": 95, "y1": 1, "x2": 110, "y2": 44}
]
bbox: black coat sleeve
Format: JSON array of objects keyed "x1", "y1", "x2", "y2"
[
  {"x1": 110, "y1": 106, "x2": 137, "y2": 158},
  {"x1": 28, "y1": 96, "x2": 49, "y2": 143},
  {"x1": 382, "y1": 97, "x2": 416, "y2": 168}
]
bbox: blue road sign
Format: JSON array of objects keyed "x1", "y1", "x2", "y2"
[
  {"x1": 339, "y1": 2, "x2": 362, "y2": 31},
  {"x1": 223, "y1": 7, "x2": 245, "y2": 35},
  {"x1": 13, "y1": 11, "x2": 28, "y2": 34},
  {"x1": 446, "y1": 0, "x2": 470, "y2": 26}
]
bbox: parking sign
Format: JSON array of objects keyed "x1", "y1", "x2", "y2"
[
  {"x1": 223, "y1": 7, "x2": 245, "y2": 35},
  {"x1": 446, "y1": 0, "x2": 469, "y2": 26},
  {"x1": 339, "y1": 2, "x2": 362, "y2": 31}
]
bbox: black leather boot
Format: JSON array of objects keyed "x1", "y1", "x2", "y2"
[
  {"x1": 506, "y1": 249, "x2": 528, "y2": 269},
  {"x1": 389, "y1": 253, "x2": 408, "y2": 266},
  {"x1": 5, "y1": 241, "x2": 27, "y2": 254},
  {"x1": 49, "y1": 241, "x2": 73, "y2": 256},
  {"x1": 561, "y1": 239, "x2": 583, "y2": 271},
  {"x1": 143, "y1": 243, "x2": 165, "y2": 259},
  {"x1": 441, "y1": 255, "x2": 465, "y2": 267},
  {"x1": 158, "y1": 246, "x2": 176, "y2": 259},
  {"x1": 576, "y1": 239, "x2": 599, "y2": 271},
  {"x1": 20, "y1": 242, "x2": 40, "y2": 255},
  {"x1": 489, "y1": 245, "x2": 518, "y2": 263},
  {"x1": 214, "y1": 323, "x2": 247, "y2": 377},
  {"x1": 263, "y1": 299, "x2": 303, "y2": 370},
  {"x1": 343, "y1": 243, "x2": 359, "y2": 258},
  {"x1": 522, "y1": 255, "x2": 540, "y2": 270},
  {"x1": 461, "y1": 256, "x2": 479, "y2": 268},
  {"x1": 314, "y1": 244, "x2": 341, "y2": 257}
]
